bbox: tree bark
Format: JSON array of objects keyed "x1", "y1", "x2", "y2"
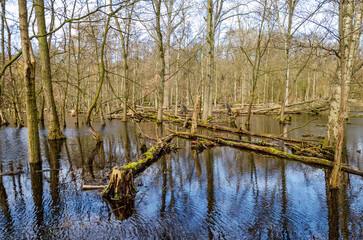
[
  {"x1": 191, "y1": 95, "x2": 201, "y2": 135},
  {"x1": 18, "y1": 0, "x2": 41, "y2": 163},
  {"x1": 154, "y1": 0, "x2": 166, "y2": 123},
  {"x1": 35, "y1": 0, "x2": 65, "y2": 140},
  {"x1": 202, "y1": 0, "x2": 215, "y2": 122},
  {"x1": 330, "y1": 0, "x2": 363, "y2": 189}
]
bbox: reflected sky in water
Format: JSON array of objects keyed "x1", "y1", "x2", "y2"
[{"x1": 0, "y1": 114, "x2": 362, "y2": 239}]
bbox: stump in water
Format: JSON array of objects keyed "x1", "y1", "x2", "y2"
[
  {"x1": 102, "y1": 135, "x2": 174, "y2": 201},
  {"x1": 102, "y1": 168, "x2": 136, "y2": 200}
]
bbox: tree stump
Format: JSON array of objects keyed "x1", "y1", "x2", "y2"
[
  {"x1": 102, "y1": 168, "x2": 136, "y2": 200},
  {"x1": 102, "y1": 134, "x2": 174, "y2": 201}
]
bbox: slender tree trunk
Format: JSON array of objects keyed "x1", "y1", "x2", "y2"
[
  {"x1": 154, "y1": 0, "x2": 165, "y2": 123},
  {"x1": 203, "y1": 0, "x2": 214, "y2": 122},
  {"x1": 35, "y1": 0, "x2": 65, "y2": 140},
  {"x1": 111, "y1": 2, "x2": 133, "y2": 121},
  {"x1": 74, "y1": 22, "x2": 81, "y2": 127},
  {"x1": 85, "y1": 15, "x2": 111, "y2": 142},
  {"x1": 0, "y1": 0, "x2": 8, "y2": 126},
  {"x1": 18, "y1": 0, "x2": 41, "y2": 163}
]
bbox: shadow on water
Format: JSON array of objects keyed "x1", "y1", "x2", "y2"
[{"x1": 0, "y1": 114, "x2": 362, "y2": 239}]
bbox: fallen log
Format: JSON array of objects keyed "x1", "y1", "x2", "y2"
[
  {"x1": 102, "y1": 135, "x2": 174, "y2": 201},
  {"x1": 167, "y1": 129, "x2": 363, "y2": 177},
  {"x1": 82, "y1": 185, "x2": 107, "y2": 191}
]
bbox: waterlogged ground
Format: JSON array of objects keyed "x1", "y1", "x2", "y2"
[{"x1": 0, "y1": 114, "x2": 362, "y2": 239}]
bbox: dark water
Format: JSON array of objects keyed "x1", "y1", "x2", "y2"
[{"x1": 0, "y1": 114, "x2": 362, "y2": 239}]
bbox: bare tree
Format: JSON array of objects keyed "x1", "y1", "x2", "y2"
[
  {"x1": 239, "y1": 0, "x2": 272, "y2": 127},
  {"x1": 202, "y1": 0, "x2": 223, "y2": 122},
  {"x1": 111, "y1": 0, "x2": 135, "y2": 121}
]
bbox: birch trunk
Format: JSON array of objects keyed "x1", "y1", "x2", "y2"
[{"x1": 329, "y1": 0, "x2": 363, "y2": 189}]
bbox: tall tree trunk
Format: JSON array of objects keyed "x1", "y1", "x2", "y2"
[
  {"x1": 0, "y1": 0, "x2": 8, "y2": 126},
  {"x1": 277, "y1": 0, "x2": 295, "y2": 124},
  {"x1": 154, "y1": 0, "x2": 165, "y2": 122},
  {"x1": 74, "y1": 21, "x2": 81, "y2": 127},
  {"x1": 18, "y1": 0, "x2": 41, "y2": 163},
  {"x1": 85, "y1": 14, "x2": 112, "y2": 142},
  {"x1": 330, "y1": 0, "x2": 363, "y2": 189},
  {"x1": 35, "y1": 0, "x2": 65, "y2": 140},
  {"x1": 202, "y1": 0, "x2": 214, "y2": 122}
]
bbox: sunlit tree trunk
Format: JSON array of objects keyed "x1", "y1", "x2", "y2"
[
  {"x1": 202, "y1": 0, "x2": 215, "y2": 122},
  {"x1": 153, "y1": 0, "x2": 166, "y2": 122},
  {"x1": 277, "y1": 0, "x2": 296, "y2": 124},
  {"x1": 329, "y1": 0, "x2": 363, "y2": 189},
  {"x1": 18, "y1": 0, "x2": 41, "y2": 163}
]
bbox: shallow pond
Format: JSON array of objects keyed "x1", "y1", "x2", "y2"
[{"x1": 0, "y1": 114, "x2": 362, "y2": 239}]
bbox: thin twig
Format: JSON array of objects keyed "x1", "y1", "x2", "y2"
[{"x1": 280, "y1": 118, "x2": 318, "y2": 137}]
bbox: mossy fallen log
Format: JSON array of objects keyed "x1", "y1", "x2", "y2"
[
  {"x1": 102, "y1": 135, "x2": 174, "y2": 201},
  {"x1": 167, "y1": 129, "x2": 363, "y2": 177}
]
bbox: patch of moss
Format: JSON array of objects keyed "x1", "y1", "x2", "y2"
[
  {"x1": 122, "y1": 146, "x2": 161, "y2": 171},
  {"x1": 148, "y1": 114, "x2": 157, "y2": 119}
]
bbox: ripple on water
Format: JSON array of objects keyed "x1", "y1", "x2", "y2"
[{"x1": 0, "y1": 117, "x2": 362, "y2": 239}]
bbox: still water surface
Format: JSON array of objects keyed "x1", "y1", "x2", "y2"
[{"x1": 0, "y1": 115, "x2": 362, "y2": 239}]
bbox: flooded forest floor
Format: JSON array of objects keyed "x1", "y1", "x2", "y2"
[{"x1": 0, "y1": 111, "x2": 362, "y2": 239}]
